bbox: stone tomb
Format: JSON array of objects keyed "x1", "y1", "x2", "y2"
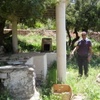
[
  {"x1": 0, "y1": 65, "x2": 39, "y2": 100},
  {"x1": 0, "y1": 52, "x2": 57, "y2": 99}
]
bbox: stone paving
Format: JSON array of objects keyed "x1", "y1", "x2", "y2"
[{"x1": 71, "y1": 94, "x2": 86, "y2": 100}]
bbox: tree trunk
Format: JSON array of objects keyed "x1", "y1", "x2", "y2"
[
  {"x1": 0, "y1": 17, "x2": 5, "y2": 46},
  {"x1": 12, "y1": 18, "x2": 18, "y2": 53},
  {"x1": 66, "y1": 26, "x2": 71, "y2": 46},
  {"x1": 70, "y1": 28, "x2": 80, "y2": 50}
]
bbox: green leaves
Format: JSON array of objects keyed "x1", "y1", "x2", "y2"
[
  {"x1": 66, "y1": 0, "x2": 100, "y2": 31},
  {"x1": 0, "y1": 0, "x2": 47, "y2": 21}
]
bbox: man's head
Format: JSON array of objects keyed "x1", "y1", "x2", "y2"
[{"x1": 81, "y1": 31, "x2": 87, "y2": 40}]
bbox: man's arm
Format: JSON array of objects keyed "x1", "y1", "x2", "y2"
[
  {"x1": 71, "y1": 46, "x2": 79, "y2": 55},
  {"x1": 88, "y1": 46, "x2": 92, "y2": 62},
  {"x1": 89, "y1": 46, "x2": 92, "y2": 55}
]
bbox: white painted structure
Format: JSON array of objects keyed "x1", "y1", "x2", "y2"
[
  {"x1": 12, "y1": 17, "x2": 18, "y2": 53},
  {"x1": 56, "y1": 0, "x2": 67, "y2": 83},
  {"x1": 25, "y1": 53, "x2": 57, "y2": 80},
  {"x1": 46, "y1": 52, "x2": 57, "y2": 67}
]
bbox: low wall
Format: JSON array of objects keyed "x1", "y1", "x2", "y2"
[
  {"x1": 4, "y1": 29, "x2": 56, "y2": 36},
  {"x1": 89, "y1": 32, "x2": 100, "y2": 42}
]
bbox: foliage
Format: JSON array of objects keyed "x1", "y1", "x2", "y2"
[
  {"x1": 0, "y1": 0, "x2": 57, "y2": 28},
  {"x1": 26, "y1": 18, "x2": 56, "y2": 29},
  {"x1": 67, "y1": 66, "x2": 100, "y2": 100},
  {"x1": 0, "y1": 89, "x2": 12, "y2": 100},
  {"x1": 18, "y1": 32, "x2": 56, "y2": 52},
  {"x1": 41, "y1": 55, "x2": 100, "y2": 100},
  {"x1": 46, "y1": 61, "x2": 57, "y2": 87},
  {"x1": 0, "y1": 0, "x2": 46, "y2": 20},
  {"x1": 18, "y1": 33, "x2": 42, "y2": 52},
  {"x1": 0, "y1": 0, "x2": 57, "y2": 30},
  {"x1": 41, "y1": 61, "x2": 58, "y2": 100},
  {"x1": 34, "y1": 21, "x2": 46, "y2": 29},
  {"x1": 44, "y1": 0, "x2": 57, "y2": 5},
  {"x1": 66, "y1": 0, "x2": 100, "y2": 31},
  {"x1": 17, "y1": 23, "x2": 28, "y2": 29},
  {"x1": 91, "y1": 39, "x2": 100, "y2": 54},
  {"x1": 45, "y1": 19, "x2": 56, "y2": 30}
]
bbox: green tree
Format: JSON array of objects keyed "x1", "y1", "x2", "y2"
[
  {"x1": 66, "y1": 0, "x2": 100, "y2": 49},
  {"x1": 0, "y1": 0, "x2": 48, "y2": 53},
  {"x1": 96, "y1": 0, "x2": 100, "y2": 31}
]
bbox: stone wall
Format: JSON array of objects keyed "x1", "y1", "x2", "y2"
[
  {"x1": 0, "y1": 65, "x2": 39, "y2": 100},
  {"x1": 89, "y1": 32, "x2": 100, "y2": 42}
]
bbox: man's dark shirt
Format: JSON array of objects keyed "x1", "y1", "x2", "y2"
[{"x1": 77, "y1": 38, "x2": 92, "y2": 56}]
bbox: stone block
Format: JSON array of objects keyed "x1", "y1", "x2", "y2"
[
  {"x1": 2, "y1": 65, "x2": 36, "y2": 100},
  {"x1": 0, "y1": 73, "x2": 7, "y2": 79}
]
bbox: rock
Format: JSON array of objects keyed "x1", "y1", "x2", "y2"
[
  {"x1": 0, "y1": 65, "x2": 40, "y2": 100},
  {"x1": 0, "y1": 46, "x2": 5, "y2": 55},
  {"x1": 71, "y1": 94, "x2": 86, "y2": 100},
  {"x1": 96, "y1": 73, "x2": 100, "y2": 83}
]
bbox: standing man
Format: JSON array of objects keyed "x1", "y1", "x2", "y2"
[{"x1": 71, "y1": 31, "x2": 92, "y2": 77}]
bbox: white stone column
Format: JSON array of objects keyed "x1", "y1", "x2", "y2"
[
  {"x1": 12, "y1": 18, "x2": 18, "y2": 53},
  {"x1": 56, "y1": 0, "x2": 66, "y2": 83}
]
